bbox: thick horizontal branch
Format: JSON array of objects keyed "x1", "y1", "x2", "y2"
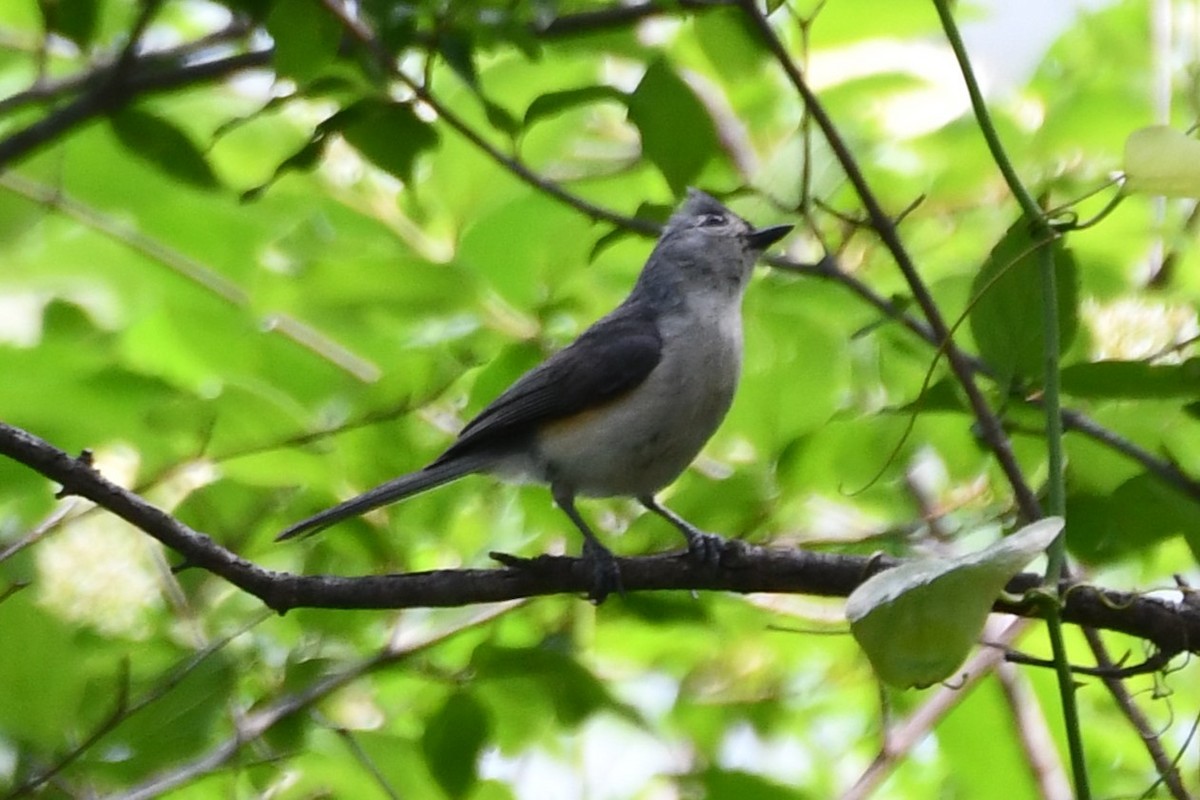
[{"x1": 0, "y1": 420, "x2": 1194, "y2": 658}]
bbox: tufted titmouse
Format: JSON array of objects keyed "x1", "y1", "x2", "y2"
[{"x1": 278, "y1": 189, "x2": 792, "y2": 601}]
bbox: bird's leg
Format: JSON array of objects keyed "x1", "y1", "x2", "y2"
[
  {"x1": 552, "y1": 485, "x2": 622, "y2": 603},
  {"x1": 640, "y1": 495, "x2": 725, "y2": 567}
]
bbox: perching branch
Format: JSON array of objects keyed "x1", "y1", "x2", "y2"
[{"x1": 0, "y1": 420, "x2": 1195, "y2": 657}]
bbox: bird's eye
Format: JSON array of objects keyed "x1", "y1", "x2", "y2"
[{"x1": 699, "y1": 213, "x2": 725, "y2": 227}]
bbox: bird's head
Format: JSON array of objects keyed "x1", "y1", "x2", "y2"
[{"x1": 642, "y1": 189, "x2": 792, "y2": 302}]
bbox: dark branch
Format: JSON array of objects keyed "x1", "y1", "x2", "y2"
[
  {"x1": 0, "y1": 420, "x2": 1195, "y2": 657},
  {"x1": 0, "y1": 48, "x2": 270, "y2": 171}
]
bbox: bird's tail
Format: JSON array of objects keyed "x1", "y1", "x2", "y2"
[{"x1": 275, "y1": 456, "x2": 482, "y2": 541}]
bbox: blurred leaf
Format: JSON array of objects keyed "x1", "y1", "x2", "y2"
[
  {"x1": 618, "y1": 592, "x2": 712, "y2": 624},
  {"x1": 0, "y1": 593, "x2": 87, "y2": 749},
  {"x1": 1123, "y1": 126, "x2": 1200, "y2": 198},
  {"x1": 422, "y1": 691, "x2": 490, "y2": 799},
  {"x1": 627, "y1": 58, "x2": 719, "y2": 193},
  {"x1": 694, "y1": 767, "x2": 805, "y2": 799},
  {"x1": 438, "y1": 28, "x2": 478, "y2": 88},
  {"x1": 694, "y1": 8, "x2": 769, "y2": 80},
  {"x1": 265, "y1": 0, "x2": 342, "y2": 82},
  {"x1": 1068, "y1": 474, "x2": 1200, "y2": 564},
  {"x1": 38, "y1": 0, "x2": 99, "y2": 47},
  {"x1": 472, "y1": 644, "x2": 634, "y2": 730},
  {"x1": 359, "y1": 0, "x2": 417, "y2": 50},
  {"x1": 339, "y1": 100, "x2": 441, "y2": 184},
  {"x1": 523, "y1": 85, "x2": 627, "y2": 128},
  {"x1": 87, "y1": 653, "x2": 237, "y2": 781},
  {"x1": 482, "y1": 97, "x2": 521, "y2": 137},
  {"x1": 457, "y1": 192, "x2": 594, "y2": 306},
  {"x1": 810, "y1": 0, "x2": 938, "y2": 43},
  {"x1": 222, "y1": 0, "x2": 273, "y2": 19},
  {"x1": 938, "y1": 680, "x2": 1041, "y2": 800},
  {"x1": 968, "y1": 219, "x2": 1079, "y2": 387},
  {"x1": 110, "y1": 108, "x2": 219, "y2": 190},
  {"x1": 1061, "y1": 358, "x2": 1200, "y2": 399},
  {"x1": 243, "y1": 136, "x2": 328, "y2": 201}
]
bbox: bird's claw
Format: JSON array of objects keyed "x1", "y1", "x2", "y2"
[
  {"x1": 684, "y1": 530, "x2": 727, "y2": 568},
  {"x1": 582, "y1": 538, "x2": 623, "y2": 604}
]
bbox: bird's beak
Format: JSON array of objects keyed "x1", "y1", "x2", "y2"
[{"x1": 746, "y1": 224, "x2": 793, "y2": 250}]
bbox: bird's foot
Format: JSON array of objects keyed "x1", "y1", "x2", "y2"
[
  {"x1": 582, "y1": 538, "x2": 623, "y2": 605},
  {"x1": 682, "y1": 528, "x2": 728, "y2": 568}
]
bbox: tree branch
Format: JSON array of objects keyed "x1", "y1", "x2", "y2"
[
  {"x1": 318, "y1": 0, "x2": 660, "y2": 235},
  {"x1": 0, "y1": 48, "x2": 270, "y2": 171},
  {"x1": 0, "y1": 420, "x2": 1195, "y2": 657}
]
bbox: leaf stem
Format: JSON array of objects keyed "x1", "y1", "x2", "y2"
[{"x1": 931, "y1": 1, "x2": 1088, "y2": 796}]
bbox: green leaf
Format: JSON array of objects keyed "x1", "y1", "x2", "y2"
[
  {"x1": 265, "y1": 0, "x2": 342, "y2": 83},
  {"x1": 109, "y1": 108, "x2": 219, "y2": 190},
  {"x1": 0, "y1": 593, "x2": 88, "y2": 749},
  {"x1": 968, "y1": 219, "x2": 1078, "y2": 387},
  {"x1": 694, "y1": 7, "x2": 767, "y2": 81},
  {"x1": 483, "y1": 98, "x2": 521, "y2": 138},
  {"x1": 422, "y1": 691, "x2": 490, "y2": 799},
  {"x1": 846, "y1": 518, "x2": 1062, "y2": 689},
  {"x1": 1061, "y1": 358, "x2": 1200, "y2": 399},
  {"x1": 38, "y1": 0, "x2": 99, "y2": 47},
  {"x1": 626, "y1": 59, "x2": 719, "y2": 193},
  {"x1": 1067, "y1": 474, "x2": 1200, "y2": 563},
  {"x1": 438, "y1": 29, "x2": 478, "y2": 88},
  {"x1": 523, "y1": 86, "x2": 628, "y2": 129},
  {"x1": 88, "y1": 653, "x2": 237, "y2": 781},
  {"x1": 241, "y1": 135, "x2": 328, "y2": 201},
  {"x1": 457, "y1": 192, "x2": 594, "y2": 306},
  {"x1": 339, "y1": 100, "x2": 440, "y2": 184},
  {"x1": 1123, "y1": 125, "x2": 1200, "y2": 198},
  {"x1": 359, "y1": 0, "x2": 417, "y2": 51},
  {"x1": 471, "y1": 645, "x2": 631, "y2": 729},
  {"x1": 696, "y1": 767, "x2": 804, "y2": 799}
]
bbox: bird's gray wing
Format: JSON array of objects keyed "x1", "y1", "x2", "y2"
[{"x1": 437, "y1": 302, "x2": 662, "y2": 461}]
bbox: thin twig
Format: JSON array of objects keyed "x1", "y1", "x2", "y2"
[
  {"x1": 318, "y1": 0, "x2": 659, "y2": 235},
  {"x1": 930, "y1": 2, "x2": 1085, "y2": 792},
  {"x1": 5, "y1": 611, "x2": 271, "y2": 799},
  {"x1": 0, "y1": 173, "x2": 379, "y2": 383},
  {"x1": 0, "y1": 22, "x2": 255, "y2": 117},
  {"x1": 996, "y1": 658, "x2": 1073, "y2": 800},
  {"x1": 108, "y1": 603, "x2": 515, "y2": 800},
  {"x1": 842, "y1": 618, "x2": 1033, "y2": 799},
  {"x1": 735, "y1": 0, "x2": 1043, "y2": 522},
  {"x1": 1082, "y1": 627, "x2": 1191, "y2": 800}
]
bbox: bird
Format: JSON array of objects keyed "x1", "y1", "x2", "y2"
[{"x1": 278, "y1": 189, "x2": 792, "y2": 601}]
